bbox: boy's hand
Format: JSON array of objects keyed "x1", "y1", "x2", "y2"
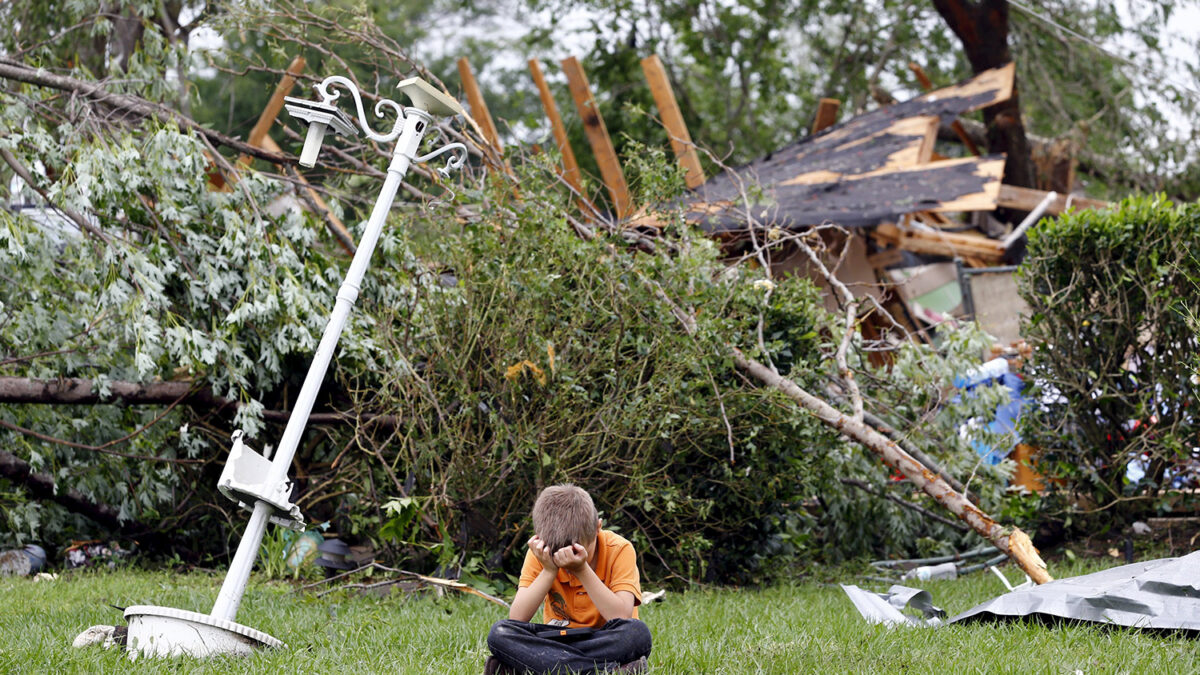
[
  {"x1": 528, "y1": 536, "x2": 558, "y2": 571},
  {"x1": 552, "y1": 543, "x2": 589, "y2": 573}
]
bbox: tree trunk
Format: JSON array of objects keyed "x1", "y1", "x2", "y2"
[
  {"x1": 0, "y1": 449, "x2": 126, "y2": 530},
  {"x1": 933, "y1": 0, "x2": 1036, "y2": 203}
]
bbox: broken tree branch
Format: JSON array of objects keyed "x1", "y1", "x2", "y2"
[
  {"x1": 636, "y1": 247, "x2": 1046, "y2": 580},
  {"x1": 0, "y1": 448, "x2": 126, "y2": 529},
  {"x1": 0, "y1": 376, "x2": 398, "y2": 428},
  {"x1": 297, "y1": 561, "x2": 509, "y2": 607},
  {"x1": 0, "y1": 388, "x2": 200, "y2": 464},
  {"x1": 730, "y1": 347, "x2": 1050, "y2": 583},
  {"x1": 0, "y1": 146, "x2": 110, "y2": 243},
  {"x1": 0, "y1": 448, "x2": 180, "y2": 552},
  {"x1": 840, "y1": 477, "x2": 969, "y2": 532},
  {"x1": 860, "y1": 408, "x2": 973, "y2": 501},
  {"x1": 0, "y1": 56, "x2": 287, "y2": 165}
]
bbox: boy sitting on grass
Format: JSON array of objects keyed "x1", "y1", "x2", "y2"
[{"x1": 485, "y1": 484, "x2": 652, "y2": 674}]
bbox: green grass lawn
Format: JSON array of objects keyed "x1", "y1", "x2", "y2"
[{"x1": 0, "y1": 558, "x2": 1195, "y2": 674}]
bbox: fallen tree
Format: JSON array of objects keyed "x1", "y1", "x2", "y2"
[
  {"x1": 642, "y1": 255, "x2": 1051, "y2": 583},
  {"x1": 0, "y1": 448, "x2": 176, "y2": 552},
  {"x1": 732, "y1": 348, "x2": 1050, "y2": 583}
]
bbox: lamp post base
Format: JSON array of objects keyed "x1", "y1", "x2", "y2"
[{"x1": 123, "y1": 605, "x2": 284, "y2": 658}]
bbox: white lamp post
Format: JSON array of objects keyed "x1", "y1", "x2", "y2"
[{"x1": 123, "y1": 75, "x2": 467, "y2": 659}]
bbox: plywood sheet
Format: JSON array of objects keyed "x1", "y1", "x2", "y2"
[{"x1": 969, "y1": 271, "x2": 1028, "y2": 344}]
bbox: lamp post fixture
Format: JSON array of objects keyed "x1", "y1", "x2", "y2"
[{"x1": 123, "y1": 75, "x2": 467, "y2": 659}]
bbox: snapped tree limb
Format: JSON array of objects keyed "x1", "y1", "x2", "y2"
[
  {"x1": 0, "y1": 56, "x2": 287, "y2": 165},
  {"x1": 730, "y1": 347, "x2": 1051, "y2": 584},
  {"x1": 0, "y1": 448, "x2": 176, "y2": 552},
  {"x1": 638, "y1": 269, "x2": 1050, "y2": 582},
  {"x1": 0, "y1": 376, "x2": 397, "y2": 428}
]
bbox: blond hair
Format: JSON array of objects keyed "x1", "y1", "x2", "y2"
[{"x1": 532, "y1": 484, "x2": 598, "y2": 552}]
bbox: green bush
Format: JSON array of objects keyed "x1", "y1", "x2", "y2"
[
  {"x1": 329, "y1": 151, "x2": 842, "y2": 584},
  {"x1": 1018, "y1": 195, "x2": 1200, "y2": 521}
]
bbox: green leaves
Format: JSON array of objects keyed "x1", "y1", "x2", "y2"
[{"x1": 1018, "y1": 195, "x2": 1200, "y2": 518}]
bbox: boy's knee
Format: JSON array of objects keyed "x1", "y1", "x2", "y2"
[
  {"x1": 487, "y1": 619, "x2": 525, "y2": 650},
  {"x1": 606, "y1": 618, "x2": 652, "y2": 655},
  {"x1": 628, "y1": 619, "x2": 652, "y2": 654}
]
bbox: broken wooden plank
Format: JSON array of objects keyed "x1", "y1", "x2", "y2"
[
  {"x1": 908, "y1": 61, "x2": 981, "y2": 156},
  {"x1": 1011, "y1": 444, "x2": 1047, "y2": 493},
  {"x1": 528, "y1": 58, "x2": 588, "y2": 201},
  {"x1": 640, "y1": 54, "x2": 706, "y2": 189},
  {"x1": 996, "y1": 184, "x2": 1107, "y2": 215},
  {"x1": 561, "y1": 56, "x2": 632, "y2": 220},
  {"x1": 873, "y1": 221, "x2": 1005, "y2": 263},
  {"x1": 246, "y1": 55, "x2": 307, "y2": 154},
  {"x1": 261, "y1": 136, "x2": 357, "y2": 254},
  {"x1": 457, "y1": 57, "x2": 503, "y2": 153},
  {"x1": 812, "y1": 98, "x2": 842, "y2": 135}
]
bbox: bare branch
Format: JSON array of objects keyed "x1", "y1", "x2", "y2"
[{"x1": 0, "y1": 57, "x2": 287, "y2": 164}]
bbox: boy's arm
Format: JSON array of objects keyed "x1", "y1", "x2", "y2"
[
  {"x1": 509, "y1": 568, "x2": 556, "y2": 621},
  {"x1": 554, "y1": 545, "x2": 636, "y2": 621},
  {"x1": 509, "y1": 536, "x2": 558, "y2": 622}
]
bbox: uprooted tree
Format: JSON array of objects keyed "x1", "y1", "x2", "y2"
[{"x1": 0, "y1": 3, "x2": 1047, "y2": 583}]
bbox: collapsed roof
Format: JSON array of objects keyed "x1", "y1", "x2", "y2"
[{"x1": 685, "y1": 64, "x2": 1015, "y2": 233}]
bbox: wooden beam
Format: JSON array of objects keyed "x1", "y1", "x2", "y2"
[
  {"x1": 873, "y1": 222, "x2": 1005, "y2": 263},
  {"x1": 457, "y1": 56, "x2": 502, "y2": 153},
  {"x1": 811, "y1": 98, "x2": 841, "y2": 134},
  {"x1": 640, "y1": 54, "x2": 705, "y2": 189},
  {"x1": 249, "y1": 56, "x2": 306, "y2": 151},
  {"x1": 528, "y1": 59, "x2": 587, "y2": 200},
  {"x1": 907, "y1": 61, "x2": 934, "y2": 90},
  {"x1": 997, "y1": 184, "x2": 1108, "y2": 215},
  {"x1": 561, "y1": 56, "x2": 632, "y2": 220},
  {"x1": 230, "y1": 56, "x2": 307, "y2": 175},
  {"x1": 261, "y1": 136, "x2": 357, "y2": 255}
]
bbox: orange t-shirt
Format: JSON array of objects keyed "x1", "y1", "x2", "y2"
[{"x1": 518, "y1": 529, "x2": 642, "y2": 628}]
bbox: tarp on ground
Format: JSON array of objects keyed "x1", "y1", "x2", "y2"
[{"x1": 950, "y1": 550, "x2": 1200, "y2": 634}]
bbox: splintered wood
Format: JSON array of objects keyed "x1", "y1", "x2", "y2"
[
  {"x1": 684, "y1": 63, "x2": 1017, "y2": 235},
  {"x1": 562, "y1": 56, "x2": 632, "y2": 220},
  {"x1": 641, "y1": 54, "x2": 706, "y2": 189}
]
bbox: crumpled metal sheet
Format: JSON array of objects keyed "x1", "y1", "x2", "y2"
[
  {"x1": 840, "y1": 584, "x2": 946, "y2": 627},
  {"x1": 950, "y1": 550, "x2": 1200, "y2": 633}
]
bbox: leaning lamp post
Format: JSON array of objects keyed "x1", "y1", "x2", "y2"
[{"x1": 122, "y1": 76, "x2": 467, "y2": 658}]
